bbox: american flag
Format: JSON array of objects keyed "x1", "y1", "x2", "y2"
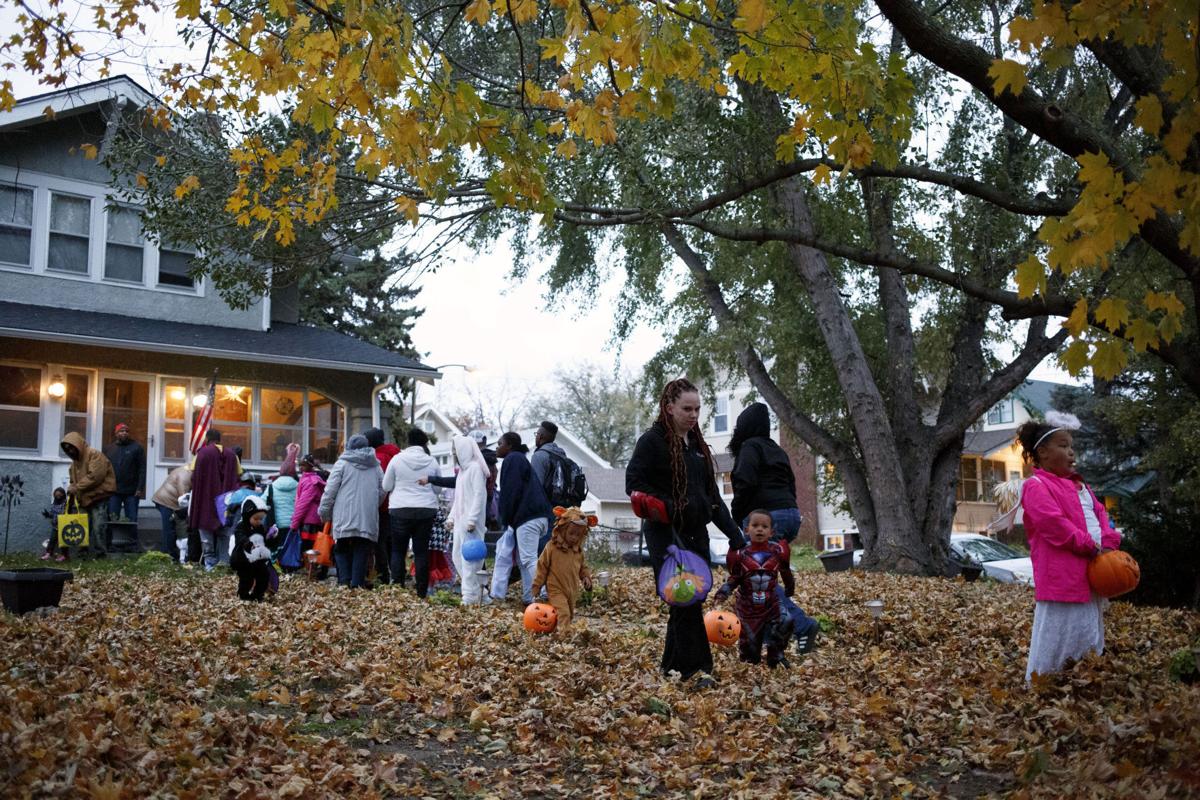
[{"x1": 189, "y1": 372, "x2": 218, "y2": 454}]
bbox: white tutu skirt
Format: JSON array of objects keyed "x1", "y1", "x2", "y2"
[{"x1": 1026, "y1": 595, "x2": 1107, "y2": 683}]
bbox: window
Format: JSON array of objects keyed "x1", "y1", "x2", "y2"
[
  {"x1": 420, "y1": 418, "x2": 435, "y2": 433},
  {"x1": 158, "y1": 241, "x2": 197, "y2": 289},
  {"x1": 212, "y1": 384, "x2": 253, "y2": 457},
  {"x1": 0, "y1": 364, "x2": 41, "y2": 450},
  {"x1": 309, "y1": 391, "x2": 344, "y2": 464},
  {"x1": 957, "y1": 457, "x2": 981, "y2": 502},
  {"x1": 0, "y1": 185, "x2": 34, "y2": 267},
  {"x1": 713, "y1": 394, "x2": 729, "y2": 433},
  {"x1": 47, "y1": 193, "x2": 90, "y2": 274},
  {"x1": 260, "y1": 387, "x2": 303, "y2": 464},
  {"x1": 718, "y1": 471, "x2": 733, "y2": 495},
  {"x1": 823, "y1": 533, "x2": 845, "y2": 552},
  {"x1": 161, "y1": 381, "x2": 189, "y2": 462},
  {"x1": 981, "y1": 459, "x2": 1007, "y2": 502},
  {"x1": 105, "y1": 205, "x2": 144, "y2": 283},
  {"x1": 987, "y1": 399, "x2": 1014, "y2": 426},
  {"x1": 62, "y1": 372, "x2": 90, "y2": 440}
]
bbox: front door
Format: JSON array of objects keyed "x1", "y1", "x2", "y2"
[{"x1": 101, "y1": 376, "x2": 152, "y2": 497}]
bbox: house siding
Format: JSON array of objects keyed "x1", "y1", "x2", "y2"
[{"x1": 0, "y1": 115, "x2": 264, "y2": 330}]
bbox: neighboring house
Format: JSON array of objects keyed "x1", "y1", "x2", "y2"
[
  {"x1": 0, "y1": 77, "x2": 438, "y2": 551},
  {"x1": 696, "y1": 378, "x2": 822, "y2": 548},
  {"x1": 410, "y1": 405, "x2": 464, "y2": 473}
]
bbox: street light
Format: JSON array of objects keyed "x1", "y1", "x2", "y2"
[{"x1": 411, "y1": 363, "x2": 475, "y2": 425}]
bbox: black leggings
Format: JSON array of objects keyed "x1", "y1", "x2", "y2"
[
  {"x1": 390, "y1": 511, "x2": 434, "y2": 597},
  {"x1": 236, "y1": 561, "x2": 270, "y2": 601}
]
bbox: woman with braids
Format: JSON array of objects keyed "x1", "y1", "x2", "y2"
[{"x1": 625, "y1": 378, "x2": 745, "y2": 688}]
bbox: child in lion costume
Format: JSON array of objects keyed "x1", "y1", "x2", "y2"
[{"x1": 532, "y1": 506, "x2": 596, "y2": 631}]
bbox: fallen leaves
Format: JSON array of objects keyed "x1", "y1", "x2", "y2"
[{"x1": 0, "y1": 566, "x2": 1196, "y2": 798}]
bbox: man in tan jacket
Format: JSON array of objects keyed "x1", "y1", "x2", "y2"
[{"x1": 61, "y1": 432, "x2": 116, "y2": 557}]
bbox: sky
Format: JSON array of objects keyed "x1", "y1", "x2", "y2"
[{"x1": 2, "y1": 5, "x2": 1077, "y2": 420}]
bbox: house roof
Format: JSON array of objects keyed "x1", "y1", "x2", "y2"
[
  {"x1": 414, "y1": 405, "x2": 463, "y2": 437},
  {"x1": 0, "y1": 76, "x2": 158, "y2": 132},
  {"x1": 516, "y1": 426, "x2": 612, "y2": 470},
  {"x1": 0, "y1": 300, "x2": 439, "y2": 378},
  {"x1": 1013, "y1": 379, "x2": 1067, "y2": 416},
  {"x1": 586, "y1": 467, "x2": 629, "y2": 503},
  {"x1": 963, "y1": 428, "x2": 1018, "y2": 457}
]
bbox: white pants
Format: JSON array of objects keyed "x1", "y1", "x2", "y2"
[
  {"x1": 453, "y1": 527, "x2": 485, "y2": 605},
  {"x1": 490, "y1": 517, "x2": 547, "y2": 603}
]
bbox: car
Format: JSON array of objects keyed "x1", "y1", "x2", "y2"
[
  {"x1": 620, "y1": 534, "x2": 730, "y2": 568},
  {"x1": 851, "y1": 533, "x2": 1034, "y2": 586}
]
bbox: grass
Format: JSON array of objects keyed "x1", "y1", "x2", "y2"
[
  {"x1": 791, "y1": 544, "x2": 823, "y2": 572},
  {"x1": 0, "y1": 550, "x2": 215, "y2": 579}
]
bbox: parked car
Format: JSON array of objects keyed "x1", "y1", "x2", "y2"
[
  {"x1": 852, "y1": 533, "x2": 1034, "y2": 586},
  {"x1": 620, "y1": 533, "x2": 730, "y2": 567}
]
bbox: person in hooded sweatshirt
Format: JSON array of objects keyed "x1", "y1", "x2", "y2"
[
  {"x1": 265, "y1": 471, "x2": 298, "y2": 549},
  {"x1": 60, "y1": 431, "x2": 116, "y2": 557},
  {"x1": 230, "y1": 495, "x2": 275, "y2": 601},
  {"x1": 319, "y1": 435, "x2": 384, "y2": 589},
  {"x1": 728, "y1": 402, "x2": 821, "y2": 654},
  {"x1": 446, "y1": 434, "x2": 490, "y2": 605},
  {"x1": 364, "y1": 427, "x2": 401, "y2": 586},
  {"x1": 382, "y1": 428, "x2": 442, "y2": 597}
]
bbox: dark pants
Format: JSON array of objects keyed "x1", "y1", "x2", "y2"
[
  {"x1": 108, "y1": 494, "x2": 139, "y2": 523},
  {"x1": 155, "y1": 503, "x2": 175, "y2": 556},
  {"x1": 739, "y1": 612, "x2": 794, "y2": 666},
  {"x1": 236, "y1": 560, "x2": 270, "y2": 600},
  {"x1": 334, "y1": 536, "x2": 372, "y2": 588},
  {"x1": 390, "y1": 510, "x2": 434, "y2": 597},
  {"x1": 373, "y1": 506, "x2": 392, "y2": 584},
  {"x1": 646, "y1": 522, "x2": 713, "y2": 680}
]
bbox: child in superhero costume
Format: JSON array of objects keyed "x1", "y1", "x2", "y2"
[{"x1": 713, "y1": 509, "x2": 796, "y2": 667}]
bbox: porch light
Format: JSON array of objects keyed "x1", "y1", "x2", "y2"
[
  {"x1": 192, "y1": 392, "x2": 208, "y2": 408},
  {"x1": 47, "y1": 376, "x2": 67, "y2": 399}
]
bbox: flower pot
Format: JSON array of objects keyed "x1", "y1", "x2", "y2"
[
  {"x1": 817, "y1": 549, "x2": 855, "y2": 573},
  {"x1": 0, "y1": 568, "x2": 73, "y2": 615}
]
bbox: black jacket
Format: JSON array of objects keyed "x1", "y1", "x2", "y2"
[
  {"x1": 498, "y1": 451, "x2": 552, "y2": 530},
  {"x1": 230, "y1": 500, "x2": 270, "y2": 572},
  {"x1": 103, "y1": 439, "x2": 146, "y2": 495},
  {"x1": 728, "y1": 403, "x2": 798, "y2": 524},
  {"x1": 625, "y1": 422, "x2": 742, "y2": 545}
]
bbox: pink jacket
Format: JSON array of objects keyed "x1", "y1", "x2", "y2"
[
  {"x1": 1023, "y1": 468, "x2": 1121, "y2": 603},
  {"x1": 291, "y1": 471, "x2": 327, "y2": 530}
]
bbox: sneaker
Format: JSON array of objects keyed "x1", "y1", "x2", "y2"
[
  {"x1": 796, "y1": 629, "x2": 820, "y2": 655},
  {"x1": 692, "y1": 674, "x2": 718, "y2": 691},
  {"x1": 39, "y1": 552, "x2": 51, "y2": 561},
  {"x1": 54, "y1": 554, "x2": 68, "y2": 562}
]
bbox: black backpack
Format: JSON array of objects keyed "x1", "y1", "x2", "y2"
[{"x1": 542, "y1": 449, "x2": 589, "y2": 508}]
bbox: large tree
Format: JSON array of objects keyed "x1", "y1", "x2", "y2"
[
  {"x1": 7, "y1": 0, "x2": 1195, "y2": 572},
  {"x1": 527, "y1": 363, "x2": 646, "y2": 466}
]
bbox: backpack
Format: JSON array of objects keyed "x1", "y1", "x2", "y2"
[{"x1": 541, "y1": 449, "x2": 589, "y2": 508}]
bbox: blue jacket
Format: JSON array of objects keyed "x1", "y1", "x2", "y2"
[{"x1": 498, "y1": 451, "x2": 552, "y2": 530}]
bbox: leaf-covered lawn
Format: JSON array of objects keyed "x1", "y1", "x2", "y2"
[{"x1": 1, "y1": 559, "x2": 1198, "y2": 798}]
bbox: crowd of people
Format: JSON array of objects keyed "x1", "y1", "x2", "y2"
[{"x1": 38, "y1": 377, "x2": 1120, "y2": 690}]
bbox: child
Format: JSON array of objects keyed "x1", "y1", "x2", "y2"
[
  {"x1": 39, "y1": 487, "x2": 69, "y2": 561},
  {"x1": 531, "y1": 506, "x2": 595, "y2": 633},
  {"x1": 713, "y1": 509, "x2": 796, "y2": 667},
  {"x1": 230, "y1": 496, "x2": 275, "y2": 601},
  {"x1": 1017, "y1": 412, "x2": 1121, "y2": 682},
  {"x1": 174, "y1": 492, "x2": 192, "y2": 565}
]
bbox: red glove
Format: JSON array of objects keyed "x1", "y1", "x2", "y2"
[{"x1": 630, "y1": 491, "x2": 669, "y2": 524}]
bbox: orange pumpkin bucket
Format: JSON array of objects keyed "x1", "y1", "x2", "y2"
[
  {"x1": 704, "y1": 610, "x2": 741, "y2": 647},
  {"x1": 523, "y1": 602, "x2": 558, "y2": 633},
  {"x1": 1087, "y1": 550, "x2": 1140, "y2": 598}
]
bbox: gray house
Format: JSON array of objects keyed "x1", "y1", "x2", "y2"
[{"x1": 0, "y1": 77, "x2": 437, "y2": 551}]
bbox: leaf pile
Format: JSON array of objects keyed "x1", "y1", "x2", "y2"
[{"x1": 1, "y1": 567, "x2": 1197, "y2": 798}]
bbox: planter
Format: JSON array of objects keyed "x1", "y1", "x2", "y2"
[
  {"x1": 0, "y1": 568, "x2": 73, "y2": 615},
  {"x1": 817, "y1": 549, "x2": 855, "y2": 573},
  {"x1": 961, "y1": 565, "x2": 983, "y2": 582}
]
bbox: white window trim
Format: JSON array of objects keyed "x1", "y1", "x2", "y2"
[
  {"x1": 0, "y1": 361, "x2": 44, "y2": 454},
  {"x1": 0, "y1": 181, "x2": 36, "y2": 270},
  {"x1": 713, "y1": 394, "x2": 729, "y2": 434},
  {"x1": 0, "y1": 166, "x2": 204, "y2": 297}
]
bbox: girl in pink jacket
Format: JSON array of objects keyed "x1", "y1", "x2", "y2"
[
  {"x1": 290, "y1": 455, "x2": 328, "y2": 550},
  {"x1": 1017, "y1": 413, "x2": 1121, "y2": 683}
]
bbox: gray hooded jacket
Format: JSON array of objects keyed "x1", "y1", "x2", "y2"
[
  {"x1": 319, "y1": 444, "x2": 384, "y2": 542},
  {"x1": 531, "y1": 441, "x2": 568, "y2": 492}
]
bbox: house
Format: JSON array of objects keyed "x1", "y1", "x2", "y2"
[
  {"x1": 0, "y1": 78, "x2": 438, "y2": 552},
  {"x1": 410, "y1": 405, "x2": 464, "y2": 473}
]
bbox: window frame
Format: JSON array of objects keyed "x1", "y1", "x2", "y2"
[
  {"x1": 0, "y1": 182, "x2": 36, "y2": 269},
  {"x1": 0, "y1": 168, "x2": 203, "y2": 296},
  {"x1": 46, "y1": 190, "x2": 93, "y2": 276},
  {"x1": 956, "y1": 456, "x2": 983, "y2": 503},
  {"x1": 60, "y1": 370, "x2": 92, "y2": 443},
  {"x1": 713, "y1": 394, "x2": 729, "y2": 434},
  {"x1": 986, "y1": 398, "x2": 1014, "y2": 426},
  {"x1": 103, "y1": 202, "x2": 147, "y2": 285},
  {"x1": 0, "y1": 362, "x2": 44, "y2": 453}
]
